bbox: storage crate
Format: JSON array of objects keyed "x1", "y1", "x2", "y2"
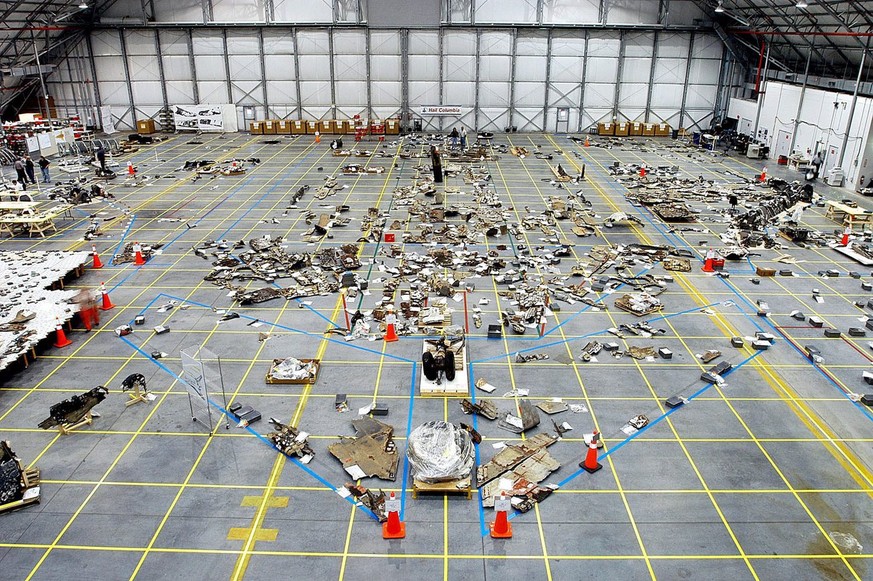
[
  {"x1": 318, "y1": 120, "x2": 336, "y2": 134},
  {"x1": 262, "y1": 120, "x2": 278, "y2": 135},
  {"x1": 336, "y1": 120, "x2": 352, "y2": 134},
  {"x1": 249, "y1": 121, "x2": 264, "y2": 135},
  {"x1": 598, "y1": 122, "x2": 615, "y2": 136},
  {"x1": 385, "y1": 118, "x2": 400, "y2": 135},
  {"x1": 305, "y1": 121, "x2": 318, "y2": 134},
  {"x1": 642, "y1": 123, "x2": 656, "y2": 136},
  {"x1": 656, "y1": 123, "x2": 672, "y2": 136},
  {"x1": 291, "y1": 120, "x2": 306, "y2": 135},
  {"x1": 137, "y1": 119, "x2": 156, "y2": 135},
  {"x1": 615, "y1": 123, "x2": 629, "y2": 136},
  {"x1": 276, "y1": 120, "x2": 292, "y2": 134},
  {"x1": 629, "y1": 122, "x2": 642, "y2": 136}
]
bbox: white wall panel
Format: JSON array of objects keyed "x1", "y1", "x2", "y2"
[
  {"x1": 514, "y1": 82, "x2": 542, "y2": 107},
  {"x1": 198, "y1": 81, "x2": 228, "y2": 102},
  {"x1": 371, "y1": 31, "x2": 400, "y2": 54},
  {"x1": 624, "y1": 33, "x2": 654, "y2": 57},
  {"x1": 544, "y1": 0, "x2": 598, "y2": 24},
  {"x1": 550, "y1": 56, "x2": 583, "y2": 83},
  {"x1": 229, "y1": 54, "x2": 262, "y2": 81},
  {"x1": 227, "y1": 33, "x2": 259, "y2": 54},
  {"x1": 584, "y1": 83, "x2": 615, "y2": 108},
  {"x1": 100, "y1": 81, "x2": 130, "y2": 103},
  {"x1": 444, "y1": 81, "x2": 474, "y2": 105},
  {"x1": 334, "y1": 31, "x2": 367, "y2": 54},
  {"x1": 93, "y1": 57, "x2": 126, "y2": 81},
  {"x1": 479, "y1": 82, "x2": 510, "y2": 107},
  {"x1": 212, "y1": 0, "x2": 264, "y2": 22},
  {"x1": 192, "y1": 32, "x2": 223, "y2": 54},
  {"x1": 299, "y1": 81, "x2": 331, "y2": 105},
  {"x1": 516, "y1": 34, "x2": 547, "y2": 56},
  {"x1": 480, "y1": 32, "x2": 511, "y2": 55},
  {"x1": 125, "y1": 30, "x2": 156, "y2": 55},
  {"x1": 128, "y1": 55, "x2": 160, "y2": 82},
  {"x1": 586, "y1": 59, "x2": 618, "y2": 83},
  {"x1": 653, "y1": 58, "x2": 686, "y2": 84},
  {"x1": 587, "y1": 33, "x2": 619, "y2": 57},
  {"x1": 162, "y1": 55, "x2": 191, "y2": 81},
  {"x1": 445, "y1": 31, "x2": 476, "y2": 54},
  {"x1": 131, "y1": 82, "x2": 163, "y2": 104},
  {"x1": 549, "y1": 82, "x2": 580, "y2": 107},
  {"x1": 267, "y1": 81, "x2": 297, "y2": 104},
  {"x1": 692, "y1": 34, "x2": 722, "y2": 59},
  {"x1": 408, "y1": 55, "x2": 440, "y2": 80},
  {"x1": 409, "y1": 31, "x2": 439, "y2": 53},
  {"x1": 194, "y1": 55, "x2": 227, "y2": 81},
  {"x1": 166, "y1": 81, "x2": 195, "y2": 103},
  {"x1": 474, "y1": 0, "x2": 536, "y2": 23},
  {"x1": 335, "y1": 54, "x2": 366, "y2": 79},
  {"x1": 479, "y1": 108, "x2": 508, "y2": 132},
  {"x1": 153, "y1": 0, "x2": 203, "y2": 22},
  {"x1": 608, "y1": 0, "x2": 658, "y2": 24},
  {"x1": 408, "y1": 81, "x2": 439, "y2": 105},
  {"x1": 514, "y1": 108, "x2": 543, "y2": 131},
  {"x1": 263, "y1": 30, "x2": 295, "y2": 54},
  {"x1": 373, "y1": 82, "x2": 401, "y2": 106},
  {"x1": 657, "y1": 33, "x2": 689, "y2": 58},
  {"x1": 91, "y1": 31, "x2": 122, "y2": 56},
  {"x1": 298, "y1": 55, "x2": 332, "y2": 81},
  {"x1": 296, "y1": 30, "x2": 329, "y2": 53},
  {"x1": 231, "y1": 79, "x2": 261, "y2": 103},
  {"x1": 479, "y1": 56, "x2": 511, "y2": 82},
  {"x1": 335, "y1": 81, "x2": 367, "y2": 105},
  {"x1": 688, "y1": 59, "x2": 720, "y2": 85},
  {"x1": 515, "y1": 55, "x2": 546, "y2": 82},
  {"x1": 651, "y1": 84, "x2": 684, "y2": 108},
  {"x1": 265, "y1": 56, "x2": 295, "y2": 81},
  {"x1": 551, "y1": 32, "x2": 585, "y2": 57},
  {"x1": 372, "y1": 55, "x2": 401, "y2": 81},
  {"x1": 621, "y1": 57, "x2": 651, "y2": 83},
  {"x1": 444, "y1": 55, "x2": 475, "y2": 81},
  {"x1": 160, "y1": 30, "x2": 189, "y2": 54},
  {"x1": 273, "y1": 0, "x2": 332, "y2": 22}
]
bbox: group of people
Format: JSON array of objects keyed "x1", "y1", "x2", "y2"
[
  {"x1": 449, "y1": 126, "x2": 468, "y2": 150},
  {"x1": 11, "y1": 155, "x2": 51, "y2": 191}
]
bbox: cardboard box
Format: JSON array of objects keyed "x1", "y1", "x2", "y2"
[
  {"x1": 276, "y1": 120, "x2": 292, "y2": 134},
  {"x1": 318, "y1": 120, "x2": 336, "y2": 134},
  {"x1": 642, "y1": 123, "x2": 656, "y2": 136},
  {"x1": 614, "y1": 123, "x2": 629, "y2": 136},
  {"x1": 249, "y1": 121, "x2": 264, "y2": 135},
  {"x1": 305, "y1": 121, "x2": 318, "y2": 134},
  {"x1": 597, "y1": 123, "x2": 615, "y2": 136},
  {"x1": 385, "y1": 118, "x2": 400, "y2": 135},
  {"x1": 137, "y1": 119, "x2": 156, "y2": 135},
  {"x1": 656, "y1": 123, "x2": 672, "y2": 136},
  {"x1": 262, "y1": 120, "x2": 277, "y2": 135},
  {"x1": 629, "y1": 122, "x2": 642, "y2": 136},
  {"x1": 336, "y1": 120, "x2": 352, "y2": 134},
  {"x1": 291, "y1": 120, "x2": 306, "y2": 135}
]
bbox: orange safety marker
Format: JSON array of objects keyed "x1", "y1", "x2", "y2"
[
  {"x1": 315, "y1": 131, "x2": 321, "y2": 144},
  {"x1": 639, "y1": 165, "x2": 647, "y2": 177},
  {"x1": 580, "y1": 430, "x2": 603, "y2": 473},
  {"x1": 702, "y1": 249, "x2": 715, "y2": 273},
  {"x1": 91, "y1": 244, "x2": 103, "y2": 269},
  {"x1": 383, "y1": 311, "x2": 399, "y2": 342},
  {"x1": 99, "y1": 282, "x2": 115, "y2": 311},
  {"x1": 127, "y1": 161, "x2": 136, "y2": 176},
  {"x1": 759, "y1": 166, "x2": 767, "y2": 182},
  {"x1": 133, "y1": 242, "x2": 146, "y2": 266},
  {"x1": 382, "y1": 492, "x2": 405, "y2": 539},
  {"x1": 489, "y1": 491, "x2": 513, "y2": 539},
  {"x1": 584, "y1": 136, "x2": 590, "y2": 147},
  {"x1": 841, "y1": 225, "x2": 851, "y2": 246},
  {"x1": 53, "y1": 318, "x2": 72, "y2": 348}
]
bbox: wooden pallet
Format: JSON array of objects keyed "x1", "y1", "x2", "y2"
[
  {"x1": 412, "y1": 476, "x2": 472, "y2": 499},
  {"x1": 420, "y1": 343, "x2": 468, "y2": 396}
]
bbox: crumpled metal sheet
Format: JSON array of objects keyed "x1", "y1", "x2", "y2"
[{"x1": 328, "y1": 417, "x2": 399, "y2": 481}]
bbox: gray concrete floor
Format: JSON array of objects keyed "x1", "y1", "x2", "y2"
[{"x1": 1, "y1": 131, "x2": 873, "y2": 581}]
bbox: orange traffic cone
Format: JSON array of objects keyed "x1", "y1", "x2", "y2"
[
  {"x1": 384, "y1": 312, "x2": 399, "y2": 342},
  {"x1": 99, "y1": 282, "x2": 115, "y2": 311},
  {"x1": 584, "y1": 136, "x2": 590, "y2": 147},
  {"x1": 841, "y1": 225, "x2": 851, "y2": 246},
  {"x1": 639, "y1": 166, "x2": 647, "y2": 178},
  {"x1": 489, "y1": 491, "x2": 513, "y2": 539},
  {"x1": 382, "y1": 492, "x2": 405, "y2": 539},
  {"x1": 759, "y1": 166, "x2": 767, "y2": 182},
  {"x1": 133, "y1": 242, "x2": 146, "y2": 266},
  {"x1": 315, "y1": 131, "x2": 321, "y2": 144},
  {"x1": 92, "y1": 244, "x2": 103, "y2": 269},
  {"x1": 580, "y1": 430, "x2": 602, "y2": 473},
  {"x1": 53, "y1": 318, "x2": 72, "y2": 348},
  {"x1": 127, "y1": 161, "x2": 136, "y2": 176},
  {"x1": 702, "y1": 249, "x2": 715, "y2": 273}
]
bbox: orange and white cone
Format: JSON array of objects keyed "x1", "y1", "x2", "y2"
[
  {"x1": 315, "y1": 131, "x2": 321, "y2": 144},
  {"x1": 127, "y1": 161, "x2": 135, "y2": 176},
  {"x1": 92, "y1": 244, "x2": 103, "y2": 269},
  {"x1": 580, "y1": 430, "x2": 603, "y2": 473},
  {"x1": 99, "y1": 282, "x2": 115, "y2": 311},
  {"x1": 384, "y1": 312, "x2": 399, "y2": 343},
  {"x1": 382, "y1": 492, "x2": 405, "y2": 539},
  {"x1": 639, "y1": 165, "x2": 647, "y2": 178},
  {"x1": 841, "y1": 225, "x2": 851, "y2": 246},
  {"x1": 53, "y1": 318, "x2": 72, "y2": 348},
  {"x1": 584, "y1": 136, "x2": 590, "y2": 147},
  {"x1": 702, "y1": 249, "x2": 715, "y2": 272},
  {"x1": 759, "y1": 166, "x2": 767, "y2": 182},
  {"x1": 133, "y1": 242, "x2": 145, "y2": 266},
  {"x1": 489, "y1": 491, "x2": 513, "y2": 539}
]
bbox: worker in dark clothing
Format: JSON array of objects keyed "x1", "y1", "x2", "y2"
[
  {"x1": 14, "y1": 158, "x2": 27, "y2": 189},
  {"x1": 431, "y1": 145, "x2": 443, "y2": 184},
  {"x1": 38, "y1": 156, "x2": 50, "y2": 183},
  {"x1": 96, "y1": 145, "x2": 106, "y2": 173},
  {"x1": 811, "y1": 151, "x2": 824, "y2": 180},
  {"x1": 24, "y1": 155, "x2": 36, "y2": 184},
  {"x1": 449, "y1": 127, "x2": 459, "y2": 148}
]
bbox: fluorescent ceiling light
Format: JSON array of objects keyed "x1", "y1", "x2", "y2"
[
  {"x1": 796, "y1": 0, "x2": 808, "y2": 8},
  {"x1": 714, "y1": 2, "x2": 725, "y2": 13},
  {"x1": 78, "y1": 2, "x2": 88, "y2": 8}
]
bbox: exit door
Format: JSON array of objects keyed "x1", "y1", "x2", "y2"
[
  {"x1": 824, "y1": 144, "x2": 840, "y2": 174},
  {"x1": 556, "y1": 107, "x2": 569, "y2": 134},
  {"x1": 775, "y1": 130, "x2": 792, "y2": 159},
  {"x1": 739, "y1": 117, "x2": 752, "y2": 135}
]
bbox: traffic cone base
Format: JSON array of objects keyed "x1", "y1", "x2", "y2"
[
  {"x1": 54, "y1": 323, "x2": 72, "y2": 348},
  {"x1": 382, "y1": 520, "x2": 406, "y2": 539},
  {"x1": 384, "y1": 323, "x2": 399, "y2": 342},
  {"x1": 580, "y1": 437, "x2": 602, "y2": 473},
  {"x1": 580, "y1": 460, "x2": 603, "y2": 474},
  {"x1": 490, "y1": 520, "x2": 512, "y2": 538}
]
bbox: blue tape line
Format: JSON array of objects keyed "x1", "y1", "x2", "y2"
[
  {"x1": 109, "y1": 213, "x2": 136, "y2": 266},
  {"x1": 399, "y1": 361, "x2": 417, "y2": 521},
  {"x1": 468, "y1": 361, "x2": 488, "y2": 537}
]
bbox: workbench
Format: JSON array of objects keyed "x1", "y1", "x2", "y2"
[
  {"x1": 825, "y1": 200, "x2": 873, "y2": 228},
  {"x1": 0, "y1": 203, "x2": 72, "y2": 237}
]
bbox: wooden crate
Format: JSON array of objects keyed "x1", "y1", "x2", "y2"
[
  {"x1": 642, "y1": 123, "x2": 656, "y2": 136},
  {"x1": 262, "y1": 120, "x2": 278, "y2": 135},
  {"x1": 265, "y1": 358, "x2": 321, "y2": 384},
  {"x1": 249, "y1": 121, "x2": 264, "y2": 135},
  {"x1": 319, "y1": 120, "x2": 336, "y2": 134},
  {"x1": 276, "y1": 120, "x2": 292, "y2": 134},
  {"x1": 614, "y1": 123, "x2": 630, "y2": 136},
  {"x1": 385, "y1": 118, "x2": 400, "y2": 135},
  {"x1": 597, "y1": 122, "x2": 615, "y2": 136},
  {"x1": 656, "y1": 123, "x2": 672, "y2": 136},
  {"x1": 629, "y1": 122, "x2": 642, "y2": 136},
  {"x1": 291, "y1": 120, "x2": 306, "y2": 135},
  {"x1": 137, "y1": 119, "x2": 156, "y2": 135},
  {"x1": 305, "y1": 120, "x2": 319, "y2": 134},
  {"x1": 412, "y1": 476, "x2": 472, "y2": 499}
]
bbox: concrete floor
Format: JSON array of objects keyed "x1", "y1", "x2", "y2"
[{"x1": 1, "y1": 131, "x2": 872, "y2": 581}]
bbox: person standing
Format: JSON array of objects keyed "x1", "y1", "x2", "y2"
[
  {"x1": 14, "y1": 157, "x2": 27, "y2": 189},
  {"x1": 449, "y1": 127, "x2": 459, "y2": 148},
  {"x1": 460, "y1": 126, "x2": 467, "y2": 150},
  {"x1": 811, "y1": 150, "x2": 824, "y2": 180},
  {"x1": 24, "y1": 155, "x2": 36, "y2": 184},
  {"x1": 95, "y1": 145, "x2": 106, "y2": 173},
  {"x1": 38, "y1": 156, "x2": 50, "y2": 183}
]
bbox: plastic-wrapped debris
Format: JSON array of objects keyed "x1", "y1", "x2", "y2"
[
  {"x1": 407, "y1": 421, "x2": 474, "y2": 483},
  {"x1": 270, "y1": 357, "x2": 318, "y2": 381}
]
